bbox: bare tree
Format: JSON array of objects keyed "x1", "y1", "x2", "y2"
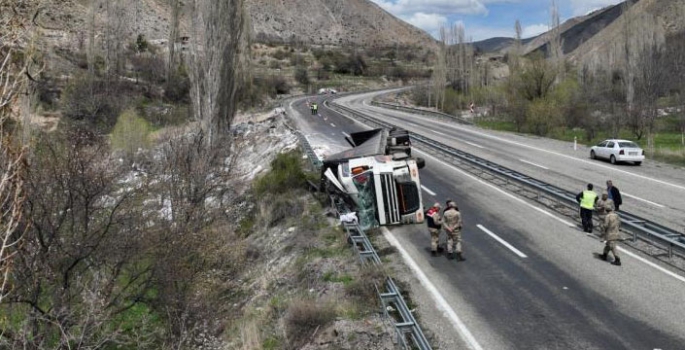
[
  {"x1": 0, "y1": 0, "x2": 38, "y2": 304},
  {"x1": 188, "y1": 0, "x2": 247, "y2": 146},
  {"x1": 167, "y1": 0, "x2": 182, "y2": 82},
  {"x1": 548, "y1": 0, "x2": 564, "y2": 80},
  {"x1": 510, "y1": 20, "x2": 523, "y2": 74}
]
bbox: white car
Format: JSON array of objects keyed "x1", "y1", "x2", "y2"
[{"x1": 590, "y1": 139, "x2": 644, "y2": 165}]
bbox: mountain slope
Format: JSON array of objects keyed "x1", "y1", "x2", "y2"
[{"x1": 246, "y1": 0, "x2": 437, "y2": 48}]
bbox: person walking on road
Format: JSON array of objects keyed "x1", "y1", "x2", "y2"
[
  {"x1": 443, "y1": 201, "x2": 465, "y2": 261},
  {"x1": 425, "y1": 202, "x2": 443, "y2": 257},
  {"x1": 599, "y1": 206, "x2": 622, "y2": 266},
  {"x1": 576, "y1": 183, "x2": 599, "y2": 233},
  {"x1": 606, "y1": 180, "x2": 622, "y2": 212},
  {"x1": 595, "y1": 193, "x2": 615, "y2": 233}
]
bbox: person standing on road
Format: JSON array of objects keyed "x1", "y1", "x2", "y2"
[
  {"x1": 576, "y1": 183, "x2": 599, "y2": 233},
  {"x1": 312, "y1": 102, "x2": 318, "y2": 116},
  {"x1": 595, "y1": 193, "x2": 614, "y2": 233},
  {"x1": 425, "y1": 202, "x2": 443, "y2": 257},
  {"x1": 443, "y1": 201, "x2": 465, "y2": 261},
  {"x1": 599, "y1": 206, "x2": 622, "y2": 266},
  {"x1": 606, "y1": 180, "x2": 622, "y2": 212}
]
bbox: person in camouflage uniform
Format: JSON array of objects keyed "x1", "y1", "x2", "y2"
[
  {"x1": 595, "y1": 193, "x2": 615, "y2": 234},
  {"x1": 599, "y1": 206, "x2": 621, "y2": 266},
  {"x1": 443, "y1": 201, "x2": 465, "y2": 261}
]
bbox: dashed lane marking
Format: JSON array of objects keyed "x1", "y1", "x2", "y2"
[
  {"x1": 477, "y1": 224, "x2": 528, "y2": 258},
  {"x1": 421, "y1": 185, "x2": 436, "y2": 196},
  {"x1": 415, "y1": 149, "x2": 576, "y2": 227},
  {"x1": 342, "y1": 132, "x2": 351, "y2": 138},
  {"x1": 519, "y1": 159, "x2": 549, "y2": 170},
  {"x1": 462, "y1": 140, "x2": 485, "y2": 149},
  {"x1": 330, "y1": 123, "x2": 336, "y2": 127}
]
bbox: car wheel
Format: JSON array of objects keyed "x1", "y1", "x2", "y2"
[
  {"x1": 590, "y1": 150, "x2": 596, "y2": 159},
  {"x1": 610, "y1": 155, "x2": 616, "y2": 164},
  {"x1": 635, "y1": 161, "x2": 642, "y2": 166}
]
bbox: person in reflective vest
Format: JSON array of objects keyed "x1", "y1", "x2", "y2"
[
  {"x1": 576, "y1": 183, "x2": 599, "y2": 233},
  {"x1": 425, "y1": 202, "x2": 442, "y2": 256}
]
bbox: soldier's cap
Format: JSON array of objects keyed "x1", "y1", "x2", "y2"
[
  {"x1": 433, "y1": 202, "x2": 441, "y2": 208},
  {"x1": 606, "y1": 206, "x2": 614, "y2": 212},
  {"x1": 447, "y1": 201, "x2": 457, "y2": 208}
]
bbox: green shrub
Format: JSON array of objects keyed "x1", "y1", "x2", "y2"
[
  {"x1": 254, "y1": 151, "x2": 306, "y2": 196},
  {"x1": 295, "y1": 66, "x2": 309, "y2": 86},
  {"x1": 110, "y1": 109, "x2": 151, "y2": 160}
]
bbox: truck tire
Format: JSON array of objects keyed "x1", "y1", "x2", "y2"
[{"x1": 416, "y1": 157, "x2": 426, "y2": 169}]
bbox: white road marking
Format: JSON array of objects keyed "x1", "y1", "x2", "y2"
[
  {"x1": 617, "y1": 247, "x2": 685, "y2": 284},
  {"x1": 431, "y1": 130, "x2": 447, "y2": 136},
  {"x1": 622, "y1": 192, "x2": 665, "y2": 208},
  {"x1": 519, "y1": 159, "x2": 549, "y2": 170},
  {"x1": 477, "y1": 225, "x2": 528, "y2": 258},
  {"x1": 381, "y1": 227, "x2": 485, "y2": 350},
  {"x1": 342, "y1": 132, "x2": 351, "y2": 138},
  {"x1": 431, "y1": 121, "x2": 685, "y2": 191},
  {"x1": 330, "y1": 123, "x2": 336, "y2": 127},
  {"x1": 462, "y1": 140, "x2": 485, "y2": 149},
  {"x1": 421, "y1": 185, "x2": 436, "y2": 196},
  {"x1": 416, "y1": 149, "x2": 576, "y2": 227}
]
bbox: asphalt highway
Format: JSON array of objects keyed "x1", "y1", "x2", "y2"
[
  {"x1": 286, "y1": 93, "x2": 685, "y2": 349},
  {"x1": 337, "y1": 91, "x2": 685, "y2": 234}
]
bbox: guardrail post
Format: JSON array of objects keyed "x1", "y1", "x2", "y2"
[{"x1": 574, "y1": 136, "x2": 577, "y2": 151}]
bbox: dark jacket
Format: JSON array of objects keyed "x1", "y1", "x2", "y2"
[
  {"x1": 608, "y1": 186, "x2": 622, "y2": 206},
  {"x1": 425, "y1": 207, "x2": 442, "y2": 229}
]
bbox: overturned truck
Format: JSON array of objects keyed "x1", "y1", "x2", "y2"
[{"x1": 320, "y1": 128, "x2": 425, "y2": 229}]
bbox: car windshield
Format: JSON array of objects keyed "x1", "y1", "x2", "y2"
[{"x1": 618, "y1": 141, "x2": 640, "y2": 148}]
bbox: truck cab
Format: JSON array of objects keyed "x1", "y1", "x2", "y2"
[{"x1": 320, "y1": 128, "x2": 424, "y2": 228}]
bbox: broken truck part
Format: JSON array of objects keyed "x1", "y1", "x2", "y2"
[{"x1": 320, "y1": 128, "x2": 425, "y2": 229}]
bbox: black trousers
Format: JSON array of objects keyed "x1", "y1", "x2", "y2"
[{"x1": 580, "y1": 208, "x2": 594, "y2": 233}]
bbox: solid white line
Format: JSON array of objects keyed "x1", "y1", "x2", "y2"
[
  {"x1": 416, "y1": 149, "x2": 576, "y2": 227},
  {"x1": 381, "y1": 227, "x2": 485, "y2": 350},
  {"x1": 622, "y1": 193, "x2": 665, "y2": 208},
  {"x1": 429, "y1": 120, "x2": 685, "y2": 191},
  {"x1": 617, "y1": 247, "x2": 685, "y2": 284},
  {"x1": 330, "y1": 123, "x2": 336, "y2": 127},
  {"x1": 519, "y1": 159, "x2": 549, "y2": 170},
  {"x1": 462, "y1": 140, "x2": 485, "y2": 149},
  {"x1": 342, "y1": 132, "x2": 351, "y2": 138},
  {"x1": 421, "y1": 185, "x2": 436, "y2": 196},
  {"x1": 477, "y1": 225, "x2": 528, "y2": 258},
  {"x1": 431, "y1": 130, "x2": 447, "y2": 136}
]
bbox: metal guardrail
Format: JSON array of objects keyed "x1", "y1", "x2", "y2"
[
  {"x1": 328, "y1": 101, "x2": 685, "y2": 259},
  {"x1": 342, "y1": 221, "x2": 432, "y2": 350},
  {"x1": 287, "y1": 112, "x2": 432, "y2": 350},
  {"x1": 370, "y1": 101, "x2": 473, "y2": 125}
]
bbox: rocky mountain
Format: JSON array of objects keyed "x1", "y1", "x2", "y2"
[
  {"x1": 37, "y1": 0, "x2": 436, "y2": 51},
  {"x1": 472, "y1": 0, "x2": 685, "y2": 66},
  {"x1": 247, "y1": 0, "x2": 438, "y2": 48}
]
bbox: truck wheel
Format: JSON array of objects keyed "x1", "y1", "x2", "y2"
[{"x1": 416, "y1": 157, "x2": 426, "y2": 169}]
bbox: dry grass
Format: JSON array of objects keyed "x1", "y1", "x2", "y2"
[
  {"x1": 239, "y1": 321, "x2": 262, "y2": 350},
  {"x1": 284, "y1": 299, "x2": 337, "y2": 348}
]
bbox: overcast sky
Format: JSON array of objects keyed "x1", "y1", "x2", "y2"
[{"x1": 370, "y1": 0, "x2": 624, "y2": 41}]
